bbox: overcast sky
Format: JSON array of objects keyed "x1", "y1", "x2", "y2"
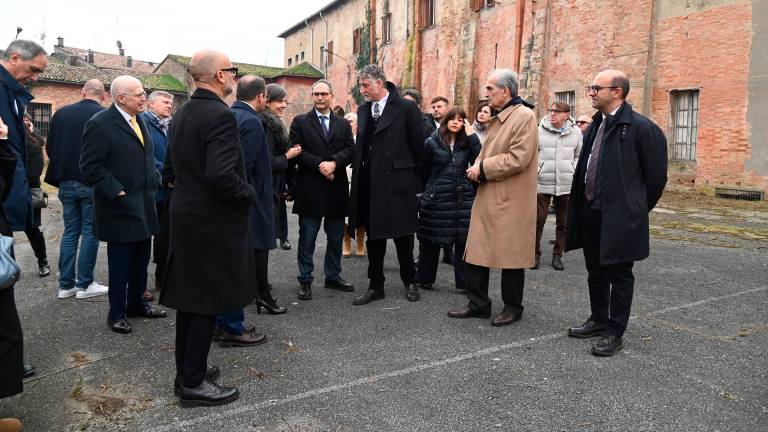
[{"x1": 2, "y1": 0, "x2": 327, "y2": 67}]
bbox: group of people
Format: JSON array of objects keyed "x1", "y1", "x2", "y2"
[{"x1": 0, "y1": 38, "x2": 667, "y2": 426}]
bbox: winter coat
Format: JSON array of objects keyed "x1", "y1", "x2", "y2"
[
  {"x1": 565, "y1": 102, "x2": 668, "y2": 264},
  {"x1": 257, "y1": 109, "x2": 291, "y2": 237},
  {"x1": 464, "y1": 101, "x2": 538, "y2": 269},
  {"x1": 418, "y1": 130, "x2": 481, "y2": 247},
  {"x1": 537, "y1": 116, "x2": 582, "y2": 196},
  {"x1": 139, "y1": 111, "x2": 169, "y2": 202}
]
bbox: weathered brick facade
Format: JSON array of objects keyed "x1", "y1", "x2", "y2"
[{"x1": 281, "y1": 0, "x2": 768, "y2": 195}]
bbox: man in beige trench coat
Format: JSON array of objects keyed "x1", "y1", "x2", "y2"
[{"x1": 447, "y1": 69, "x2": 538, "y2": 326}]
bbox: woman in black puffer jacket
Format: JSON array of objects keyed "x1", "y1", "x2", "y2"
[{"x1": 416, "y1": 107, "x2": 481, "y2": 292}]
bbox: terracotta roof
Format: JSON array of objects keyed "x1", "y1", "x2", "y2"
[
  {"x1": 39, "y1": 63, "x2": 186, "y2": 93},
  {"x1": 55, "y1": 46, "x2": 157, "y2": 73},
  {"x1": 164, "y1": 55, "x2": 322, "y2": 79}
]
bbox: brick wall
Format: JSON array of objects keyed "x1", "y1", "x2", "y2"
[{"x1": 31, "y1": 82, "x2": 112, "y2": 114}]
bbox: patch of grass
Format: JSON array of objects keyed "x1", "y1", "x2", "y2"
[{"x1": 659, "y1": 221, "x2": 768, "y2": 241}]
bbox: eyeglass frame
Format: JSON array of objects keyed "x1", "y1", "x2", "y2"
[
  {"x1": 119, "y1": 91, "x2": 147, "y2": 99},
  {"x1": 547, "y1": 109, "x2": 568, "y2": 114},
  {"x1": 220, "y1": 67, "x2": 239, "y2": 76},
  {"x1": 312, "y1": 91, "x2": 331, "y2": 97},
  {"x1": 585, "y1": 85, "x2": 620, "y2": 94},
  {"x1": 576, "y1": 120, "x2": 592, "y2": 125}
]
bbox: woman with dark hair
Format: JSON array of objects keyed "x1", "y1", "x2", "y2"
[
  {"x1": 22, "y1": 114, "x2": 49, "y2": 277},
  {"x1": 254, "y1": 83, "x2": 299, "y2": 314},
  {"x1": 415, "y1": 107, "x2": 481, "y2": 292},
  {"x1": 465, "y1": 100, "x2": 492, "y2": 144}
]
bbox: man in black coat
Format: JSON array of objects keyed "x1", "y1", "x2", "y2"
[
  {"x1": 80, "y1": 75, "x2": 166, "y2": 336},
  {"x1": 565, "y1": 69, "x2": 668, "y2": 356},
  {"x1": 289, "y1": 79, "x2": 355, "y2": 301},
  {"x1": 349, "y1": 64, "x2": 425, "y2": 305},
  {"x1": 45, "y1": 79, "x2": 109, "y2": 300},
  {"x1": 158, "y1": 50, "x2": 254, "y2": 407}
]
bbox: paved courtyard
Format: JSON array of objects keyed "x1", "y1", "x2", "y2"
[{"x1": 0, "y1": 190, "x2": 766, "y2": 431}]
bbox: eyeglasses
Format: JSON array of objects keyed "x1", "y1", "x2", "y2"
[
  {"x1": 576, "y1": 121, "x2": 591, "y2": 125},
  {"x1": 120, "y1": 91, "x2": 147, "y2": 99},
  {"x1": 220, "y1": 67, "x2": 238, "y2": 76},
  {"x1": 547, "y1": 109, "x2": 567, "y2": 114},
  {"x1": 312, "y1": 92, "x2": 331, "y2": 97},
  {"x1": 585, "y1": 85, "x2": 619, "y2": 94}
]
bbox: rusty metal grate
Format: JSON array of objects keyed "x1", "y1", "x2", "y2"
[{"x1": 714, "y1": 187, "x2": 764, "y2": 201}]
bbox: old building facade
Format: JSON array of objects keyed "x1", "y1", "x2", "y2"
[{"x1": 280, "y1": 0, "x2": 768, "y2": 196}]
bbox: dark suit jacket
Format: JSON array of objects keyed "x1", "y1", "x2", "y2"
[
  {"x1": 289, "y1": 108, "x2": 355, "y2": 218},
  {"x1": 44, "y1": 99, "x2": 105, "y2": 187},
  {"x1": 80, "y1": 104, "x2": 159, "y2": 242},
  {"x1": 158, "y1": 89, "x2": 257, "y2": 316},
  {"x1": 348, "y1": 82, "x2": 424, "y2": 239},
  {"x1": 231, "y1": 101, "x2": 276, "y2": 251},
  {"x1": 139, "y1": 111, "x2": 169, "y2": 202},
  {"x1": 565, "y1": 102, "x2": 668, "y2": 264}
]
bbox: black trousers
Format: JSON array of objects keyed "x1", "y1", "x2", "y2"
[
  {"x1": 0, "y1": 286, "x2": 23, "y2": 398},
  {"x1": 106, "y1": 239, "x2": 151, "y2": 321},
  {"x1": 366, "y1": 234, "x2": 415, "y2": 292},
  {"x1": 24, "y1": 225, "x2": 47, "y2": 264},
  {"x1": 416, "y1": 239, "x2": 467, "y2": 291},
  {"x1": 464, "y1": 263, "x2": 524, "y2": 314},
  {"x1": 579, "y1": 203, "x2": 635, "y2": 337},
  {"x1": 254, "y1": 249, "x2": 270, "y2": 299},
  {"x1": 175, "y1": 310, "x2": 216, "y2": 388},
  {"x1": 153, "y1": 200, "x2": 169, "y2": 289}
]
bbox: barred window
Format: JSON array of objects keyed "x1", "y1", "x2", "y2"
[
  {"x1": 420, "y1": 0, "x2": 435, "y2": 28},
  {"x1": 381, "y1": 14, "x2": 392, "y2": 45},
  {"x1": 353, "y1": 28, "x2": 362, "y2": 55},
  {"x1": 670, "y1": 90, "x2": 699, "y2": 161},
  {"x1": 554, "y1": 90, "x2": 575, "y2": 116},
  {"x1": 27, "y1": 102, "x2": 52, "y2": 141}
]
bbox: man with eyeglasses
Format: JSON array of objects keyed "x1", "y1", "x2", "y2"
[
  {"x1": 575, "y1": 115, "x2": 592, "y2": 134},
  {"x1": 565, "y1": 70, "x2": 667, "y2": 356},
  {"x1": 288, "y1": 79, "x2": 355, "y2": 301},
  {"x1": 81, "y1": 75, "x2": 166, "y2": 336},
  {"x1": 535, "y1": 101, "x2": 582, "y2": 271}
]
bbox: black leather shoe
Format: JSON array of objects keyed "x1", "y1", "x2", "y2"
[
  {"x1": 405, "y1": 283, "x2": 420, "y2": 302},
  {"x1": 179, "y1": 380, "x2": 239, "y2": 407},
  {"x1": 352, "y1": 289, "x2": 384, "y2": 306},
  {"x1": 127, "y1": 305, "x2": 167, "y2": 319},
  {"x1": 442, "y1": 248, "x2": 454, "y2": 265},
  {"x1": 256, "y1": 297, "x2": 287, "y2": 315},
  {"x1": 108, "y1": 318, "x2": 132, "y2": 334},
  {"x1": 297, "y1": 282, "x2": 312, "y2": 300},
  {"x1": 531, "y1": 255, "x2": 540, "y2": 270},
  {"x1": 415, "y1": 282, "x2": 434, "y2": 291},
  {"x1": 23, "y1": 364, "x2": 36, "y2": 378},
  {"x1": 280, "y1": 239, "x2": 291, "y2": 250},
  {"x1": 174, "y1": 366, "x2": 221, "y2": 396},
  {"x1": 491, "y1": 306, "x2": 522, "y2": 326},
  {"x1": 38, "y1": 260, "x2": 50, "y2": 277},
  {"x1": 447, "y1": 305, "x2": 491, "y2": 319},
  {"x1": 591, "y1": 335, "x2": 623, "y2": 357},
  {"x1": 324, "y1": 277, "x2": 354, "y2": 292},
  {"x1": 552, "y1": 255, "x2": 564, "y2": 271},
  {"x1": 567, "y1": 318, "x2": 607, "y2": 339}
]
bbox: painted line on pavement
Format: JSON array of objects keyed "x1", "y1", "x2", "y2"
[{"x1": 145, "y1": 285, "x2": 767, "y2": 432}]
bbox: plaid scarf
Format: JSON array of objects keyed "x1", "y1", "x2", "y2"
[{"x1": 145, "y1": 110, "x2": 171, "y2": 136}]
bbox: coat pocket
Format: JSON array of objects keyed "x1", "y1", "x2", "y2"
[
  {"x1": 392, "y1": 159, "x2": 416, "y2": 194},
  {"x1": 495, "y1": 182, "x2": 509, "y2": 203}
]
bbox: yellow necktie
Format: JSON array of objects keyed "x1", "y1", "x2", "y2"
[{"x1": 129, "y1": 116, "x2": 144, "y2": 146}]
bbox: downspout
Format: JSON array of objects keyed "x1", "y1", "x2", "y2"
[
  {"x1": 305, "y1": 20, "x2": 314, "y2": 66},
  {"x1": 414, "y1": 0, "x2": 422, "y2": 91},
  {"x1": 642, "y1": 0, "x2": 658, "y2": 117},
  {"x1": 319, "y1": 12, "x2": 328, "y2": 77},
  {"x1": 370, "y1": 0, "x2": 377, "y2": 63},
  {"x1": 513, "y1": 0, "x2": 526, "y2": 73}
]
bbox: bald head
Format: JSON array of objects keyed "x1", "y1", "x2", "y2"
[
  {"x1": 82, "y1": 79, "x2": 105, "y2": 99},
  {"x1": 110, "y1": 76, "x2": 142, "y2": 99},
  {"x1": 596, "y1": 69, "x2": 629, "y2": 99},
  {"x1": 190, "y1": 50, "x2": 228, "y2": 83}
]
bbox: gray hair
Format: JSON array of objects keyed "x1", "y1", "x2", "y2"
[
  {"x1": 312, "y1": 79, "x2": 334, "y2": 94},
  {"x1": 148, "y1": 90, "x2": 173, "y2": 102},
  {"x1": 236, "y1": 75, "x2": 266, "y2": 101},
  {"x1": 358, "y1": 64, "x2": 386, "y2": 82},
  {"x1": 265, "y1": 83, "x2": 287, "y2": 102},
  {"x1": 490, "y1": 69, "x2": 519, "y2": 97},
  {"x1": 2, "y1": 39, "x2": 46, "y2": 60}
]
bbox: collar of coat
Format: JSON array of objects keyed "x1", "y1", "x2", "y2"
[
  {"x1": 191, "y1": 88, "x2": 229, "y2": 107},
  {"x1": 232, "y1": 100, "x2": 258, "y2": 115},
  {"x1": 591, "y1": 102, "x2": 633, "y2": 126}
]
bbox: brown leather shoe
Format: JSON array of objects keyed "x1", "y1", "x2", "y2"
[
  {"x1": 218, "y1": 328, "x2": 267, "y2": 347},
  {"x1": 143, "y1": 290, "x2": 155, "y2": 302},
  {"x1": 342, "y1": 229, "x2": 352, "y2": 257},
  {"x1": 355, "y1": 227, "x2": 366, "y2": 256},
  {"x1": 447, "y1": 305, "x2": 491, "y2": 319},
  {"x1": 491, "y1": 306, "x2": 522, "y2": 326},
  {"x1": 0, "y1": 418, "x2": 22, "y2": 432}
]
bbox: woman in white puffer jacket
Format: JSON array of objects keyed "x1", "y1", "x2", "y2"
[{"x1": 535, "y1": 101, "x2": 582, "y2": 271}]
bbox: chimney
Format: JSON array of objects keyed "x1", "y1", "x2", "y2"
[
  {"x1": 119, "y1": 48, "x2": 125, "y2": 56},
  {"x1": 87, "y1": 49, "x2": 94, "y2": 64},
  {"x1": 57, "y1": 36, "x2": 63, "y2": 47},
  {"x1": 127, "y1": 56, "x2": 133, "y2": 67}
]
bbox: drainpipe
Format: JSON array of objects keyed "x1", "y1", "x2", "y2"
[
  {"x1": 319, "y1": 12, "x2": 328, "y2": 77},
  {"x1": 370, "y1": 0, "x2": 377, "y2": 63},
  {"x1": 414, "y1": 0, "x2": 422, "y2": 91},
  {"x1": 305, "y1": 20, "x2": 314, "y2": 67},
  {"x1": 513, "y1": 0, "x2": 526, "y2": 73}
]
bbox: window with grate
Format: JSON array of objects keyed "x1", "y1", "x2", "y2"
[
  {"x1": 670, "y1": 90, "x2": 699, "y2": 161},
  {"x1": 420, "y1": 0, "x2": 435, "y2": 28},
  {"x1": 353, "y1": 28, "x2": 362, "y2": 55},
  {"x1": 288, "y1": 58, "x2": 293, "y2": 67},
  {"x1": 554, "y1": 91, "x2": 576, "y2": 116},
  {"x1": 471, "y1": 0, "x2": 494, "y2": 11},
  {"x1": 27, "y1": 103, "x2": 52, "y2": 140},
  {"x1": 327, "y1": 41, "x2": 334, "y2": 66},
  {"x1": 382, "y1": 14, "x2": 392, "y2": 44},
  {"x1": 301, "y1": 51, "x2": 305, "y2": 61},
  {"x1": 320, "y1": 45, "x2": 325, "y2": 67}
]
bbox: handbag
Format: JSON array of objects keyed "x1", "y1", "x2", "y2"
[
  {"x1": 0, "y1": 235, "x2": 21, "y2": 290},
  {"x1": 31, "y1": 187, "x2": 48, "y2": 209}
]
